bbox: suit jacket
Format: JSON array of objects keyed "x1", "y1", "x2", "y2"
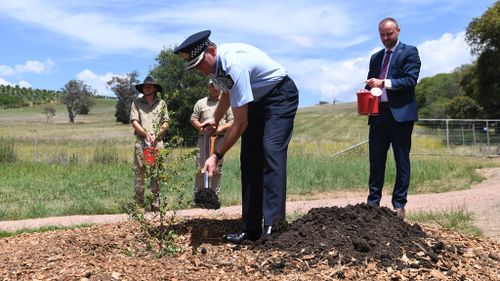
[{"x1": 367, "y1": 42, "x2": 421, "y2": 122}]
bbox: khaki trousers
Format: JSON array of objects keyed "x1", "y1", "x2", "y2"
[
  {"x1": 195, "y1": 133, "x2": 224, "y2": 193},
  {"x1": 134, "y1": 141, "x2": 163, "y2": 204}
]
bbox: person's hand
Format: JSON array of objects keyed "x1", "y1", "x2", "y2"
[
  {"x1": 216, "y1": 126, "x2": 224, "y2": 134},
  {"x1": 146, "y1": 132, "x2": 156, "y2": 145},
  {"x1": 365, "y1": 78, "x2": 383, "y2": 88},
  {"x1": 200, "y1": 118, "x2": 218, "y2": 133},
  {"x1": 201, "y1": 155, "x2": 218, "y2": 177}
]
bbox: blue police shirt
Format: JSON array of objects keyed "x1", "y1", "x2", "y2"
[{"x1": 209, "y1": 43, "x2": 287, "y2": 108}]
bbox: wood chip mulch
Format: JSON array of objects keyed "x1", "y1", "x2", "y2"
[{"x1": 0, "y1": 215, "x2": 498, "y2": 281}]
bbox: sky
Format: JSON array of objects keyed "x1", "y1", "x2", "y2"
[{"x1": 0, "y1": 0, "x2": 495, "y2": 107}]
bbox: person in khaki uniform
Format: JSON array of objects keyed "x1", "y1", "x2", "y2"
[
  {"x1": 130, "y1": 76, "x2": 169, "y2": 208},
  {"x1": 190, "y1": 80, "x2": 233, "y2": 194}
]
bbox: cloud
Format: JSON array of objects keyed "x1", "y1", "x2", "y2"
[
  {"x1": 0, "y1": 1, "x2": 364, "y2": 54},
  {"x1": 0, "y1": 77, "x2": 12, "y2": 86},
  {"x1": 0, "y1": 77, "x2": 32, "y2": 88},
  {"x1": 283, "y1": 34, "x2": 314, "y2": 48},
  {"x1": 0, "y1": 59, "x2": 54, "y2": 76},
  {"x1": 0, "y1": 1, "x2": 168, "y2": 53},
  {"x1": 16, "y1": 59, "x2": 55, "y2": 74},
  {"x1": 0, "y1": 66, "x2": 14, "y2": 76},
  {"x1": 75, "y1": 69, "x2": 122, "y2": 97},
  {"x1": 18, "y1": 80, "x2": 32, "y2": 88},
  {"x1": 417, "y1": 32, "x2": 473, "y2": 77},
  {"x1": 285, "y1": 54, "x2": 370, "y2": 105},
  {"x1": 288, "y1": 31, "x2": 475, "y2": 105}
]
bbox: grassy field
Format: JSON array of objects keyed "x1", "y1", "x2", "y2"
[
  {"x1": 408, "y1": 207, "x2": 483, "y2": 237},
  {"x1": 0, "y1": 100, "x2": 498, "y2": 221}
]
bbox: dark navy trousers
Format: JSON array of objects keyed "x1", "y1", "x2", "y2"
[
  {"x1": 367, "y1": 105, "x2": 414, "y2": 209},
  {"x1": 240, "y1": 77, "x2": 299, "y2": 235}
]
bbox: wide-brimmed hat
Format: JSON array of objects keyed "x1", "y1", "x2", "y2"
[
  {"x1": 174, "y1": 30, "x2": 211, "y2": 70},
  {"x1": 135, "y1": 76, "x2": 162, "y2": 94}
]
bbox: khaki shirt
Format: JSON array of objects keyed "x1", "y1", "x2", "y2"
[
  {"x1": 190, "y1": 97, "x2": 234, "y2": 127},
  {"x1": 130, "y1": 95, "x2": 169, "y2": 141}
]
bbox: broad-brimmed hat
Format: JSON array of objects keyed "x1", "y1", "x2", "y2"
[
  {"x1": 174, "y1": 30, "x2": 211, "y2": 70},
  {"x1": 135, "y1": 76, "x2": 162, "y2": 93}
]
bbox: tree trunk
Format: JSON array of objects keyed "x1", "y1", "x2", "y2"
[{"x1": 67, "y1": 106, "x2": 75, "y2": 123}]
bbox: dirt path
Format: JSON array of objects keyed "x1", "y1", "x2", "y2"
[{"x1": 1, "y1": 168, "x2": 499, "y2": 241}]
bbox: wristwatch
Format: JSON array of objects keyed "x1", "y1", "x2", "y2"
[{"x1": 214, "y1": 149, "x2": 224, "y2": 160}]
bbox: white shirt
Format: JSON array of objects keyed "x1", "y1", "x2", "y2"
[{"x1": 381, "y1": 41, "x2": 399, "y2": 102}]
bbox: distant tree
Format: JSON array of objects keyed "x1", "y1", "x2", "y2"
[
  {"x1": 42, "y1": 106, "x2": 56, "y2": 123},
  {"x1": 458, "y1": 64, "x2": 479, "y2": 100},
  {"x1": 108, "y1": 71, "x2": 140, "y2": 124},
  {"x1": 465, "y1": 1, "x2": 500, "y2": 55},
  {"x1": 74, "y1": 93, "x2": 94, "y2": 115},
  {"x1": 416, "y1": 71, "x2": 464, "y2": 118},
  {"x1": 150, "y1": 48, "x2": 208, "y2": 143},
  {"x1": 465, "y1": 1, "x2": 500, "y2": 118},
  {"x1": 61, "y1": 80, "x2": 96, "y2": 123},
  {"x1": 445, "y1": 96, "x2": 483, "y2": 119}
]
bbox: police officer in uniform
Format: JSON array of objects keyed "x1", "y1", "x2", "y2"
[
  {"x1": 190, "y1": 79, "x2": 234, "y2": 194},
  {"x1": 175, "y1": 30, "x2": 299, "y2": 244}
]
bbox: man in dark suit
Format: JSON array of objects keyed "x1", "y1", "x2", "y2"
[{"x1": 364, "y1": 17, "x2": 421, "y2": 219}]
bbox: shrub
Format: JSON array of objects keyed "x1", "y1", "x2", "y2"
[{"x1": 0, "y1": 95, "x2": 24, "y2": 109}]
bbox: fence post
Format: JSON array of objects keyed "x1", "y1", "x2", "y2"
[
  {"x1": 461, "y1": 125, "x2": 465, "y2": 145},
  {"x1": 472, "y1": 123, "x2": 476, "y2": 145},
  {"x1": 446, "y1": 119, "x2": 450, "y2": 154},
  {"x1": 486, "y1": 120, "x2": 490, "y2": 155}
]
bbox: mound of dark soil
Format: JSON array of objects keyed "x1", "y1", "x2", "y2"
[
  {"x1": 193, "y1": 188, "x2": 221, "y2": 210},
  {"x1": 260, "y1": 204, "x2": 428, "y2": 268}
]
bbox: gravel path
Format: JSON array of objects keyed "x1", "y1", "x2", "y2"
[{"x1": 1, "y1": 168, "x2": 498, "y2": 241}]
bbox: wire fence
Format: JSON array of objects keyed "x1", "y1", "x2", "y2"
[
  {"x1": 3, "y1": 119, "x2": 500, "y2": 164},
  {"x1": 330, "y1": 119, "x2": 500, "y2": 158},
  {"x1": 414, "y1": 119, "x2": 500, "y2": 157}
]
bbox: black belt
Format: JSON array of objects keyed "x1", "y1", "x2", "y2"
[{"x1": 272, "y1": 75, "x2": 290, "y2": 92}]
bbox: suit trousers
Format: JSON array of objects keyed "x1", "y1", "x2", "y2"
[
  {"x1": 240, "y1": 77, "x2": 299, "y2": 235},
  {"x1": 367, "y1": 106, "x2": 414, "y2": 209}
]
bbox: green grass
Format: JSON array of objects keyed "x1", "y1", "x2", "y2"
[
  {"x1": 0, "y1": 162, "x2": 133, "y2": 220},
  {"x1": 220, "y1": 152, "x2": 491, "y2": 202},
  {"x1": 408, "y1": 207, "x2": 483, "y2": 237},
  {"x1": 0, "y1": 101, "x2": 498, "y2": 221}
]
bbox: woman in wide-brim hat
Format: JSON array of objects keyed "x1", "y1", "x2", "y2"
[
  {"x1": 135, "y1": 75, "x2": 163, "y2": 94},
  {"x1": 130, "y1": 75, "x2": 169, "y2": 210}
]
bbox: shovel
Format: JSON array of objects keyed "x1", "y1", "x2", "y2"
[{"x1": 193, "y1": 136, "x2": 221, "y2": 209}]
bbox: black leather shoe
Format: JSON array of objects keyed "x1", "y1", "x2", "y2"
[{"x1": 223, "y1": 232, "x2": 259, "y2": 245}]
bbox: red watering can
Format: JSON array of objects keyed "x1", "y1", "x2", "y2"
[
  {"x1": 143, "y1": 146, "x2": 158, "y2": 165},
  {"x1": 357, "y1": 89, "x2": 380, "y2": 116}
]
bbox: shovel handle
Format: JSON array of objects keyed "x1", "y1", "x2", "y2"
[{"x1": 210, "y1": 135, "x2": 217, "y2": 156}]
